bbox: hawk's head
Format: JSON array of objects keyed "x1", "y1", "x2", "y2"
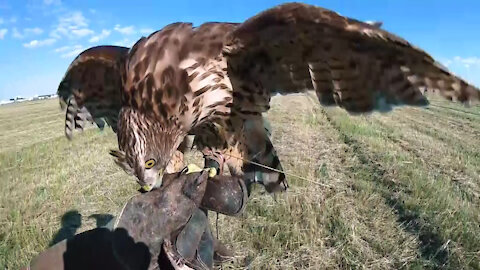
[{"x1": 110, "y1": 107, "x2": 184, "y2": 191}]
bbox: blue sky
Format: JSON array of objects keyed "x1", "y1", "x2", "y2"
[{"x1": 0, "y1": 0, "x2": 479, "y2": 100}]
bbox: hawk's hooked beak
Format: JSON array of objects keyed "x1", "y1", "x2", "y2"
[
  {"x1": 138, "y1": 185, "x2": 153, "y2": 193},
  {"x1": 138, "y1": 168, "x2": 164, "y2": 193}
]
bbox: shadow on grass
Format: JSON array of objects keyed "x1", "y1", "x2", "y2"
[
  {"x1": 49, "y1": 210, "x2": 82, "y2": 247},
  {"x1": 89, "y1": 214, "x2": 115, "y2": 228},
  {"x1": 384, "y1": 196, "x2": 448, "y2": 266},
  {"x1": 349, "y1": 142, "x2": 449, "y2": 267},
  {"x1": 37, "y1": 227, "x2": 151, "y2": 270},
  {"x1": 49, "y1": 211, "x2": 116, "y2": 247},
  {"x1": 322, "y1": 109, "x2": 450, "y2": 267}
]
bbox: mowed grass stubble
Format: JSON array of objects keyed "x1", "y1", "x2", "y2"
[{"x1": 1, "y1": 96, "x2": 479, "y2": 269}]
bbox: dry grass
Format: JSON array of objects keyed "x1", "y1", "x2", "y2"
[{"x1": 0, "y1": 96, "x2": 479, "y2": 269}]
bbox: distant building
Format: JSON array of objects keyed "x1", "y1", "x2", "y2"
[
  {"x1": 38, "y1": 94, "x2": 54, "y2": 99},
  {"x1": 33, "y1": 94, "x2": 54, "y2": 100},
  {"x1": 1, "y1": 94, "x2": 57, "y2": 105}
]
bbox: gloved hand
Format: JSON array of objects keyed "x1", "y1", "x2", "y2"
[{"x1": 23, "y1": 167, "x2": 249, "y2": 270}]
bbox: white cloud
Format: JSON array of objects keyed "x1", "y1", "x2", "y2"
[
  {"x1": 442, "y1": 56, "x2": 480, "y2": 87},
  {"x1": 0, "y1": 28, "x2": 7, "y2": 39},
  {"x1": 0, "y1": 17, "x2": 16, "y2": 24},
  {"x1": 71, "y1": 28, "x2": 93, "y2": 37},
  {"x1": 441, "y1": 59, "x2": 452, "y2": 68},
  {"x1": 441, "y1": 56, "x2": 480, "y2": 70},
  {"x1": 114, "y1": 24, "x2": 135, "y2": 35},
  {"x1": 64, "y1": 12, "x2": 88, "y2": 28},
  {"x1": 61, "y1": 46, "x2": 84, "y2": 58},
  {"x1": 453, "y1": 56, "x2": 480, "y2": 66},
  {"x1": 51, "y1": 11, "x2": 90, "y2": 39},
  {"x1": 25, "y1": 27, "x2": 44, "y2": 35},
  {"x1": 44, "y1": 0, "x2": 61, "y2": 5},
  {"x1": 50, "y1": 30, "x2": 60, "y2": 39},
  {"x1": 53, "y1": 44, "x2": 84, "y2": 58},
  {"x1": 139, "y1": 28, "x2": 154, "y2": 35},
  {"x1": 23, "y1": 38, "x2": 56, "y2": 48},
  {"x1": 12, "y1": 27, "x2": 44, "y2": 39},
  {"x1": 54, "y1": 45, "x2": 72, "y2": 53},
  {"x1": 114, "y1": 38, "x2": 135, "y2": 47},
  {"x1": 12, "y1": 27, "x2": 23, "y2": 38},
  {"x1": 89, "y1": 29, "x2": 111, "y2": 43},
  {"x1": 451, "y1": 56, "x2": 480, "y2": 70}
]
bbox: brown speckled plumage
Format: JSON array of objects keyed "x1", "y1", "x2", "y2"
[{"x1": 57, "y1": 2, "x2": 480, "y2": 190}]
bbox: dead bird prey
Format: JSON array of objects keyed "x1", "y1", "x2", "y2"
[
  {"x1": 23, "y1": 170, "x2": 249, "y2": 270},
  {"x1": 57, "y1": 2, "x2": 480, "y2": 193}
]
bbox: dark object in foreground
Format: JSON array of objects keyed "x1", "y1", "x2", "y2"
[{"x1": 23, "y1": 171, "x2": 248, "y2": 270}]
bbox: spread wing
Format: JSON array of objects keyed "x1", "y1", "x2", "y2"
[
  {"x1": 223, "y1": 3, "x2": 480, "y2": 114},
  {"x1": 57, "y1": 45, "x2": 129, "y2": 139}
]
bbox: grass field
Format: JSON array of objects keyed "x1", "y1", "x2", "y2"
[{"x1": 1, "y1": 95, "x2": 479, "y2": 269}]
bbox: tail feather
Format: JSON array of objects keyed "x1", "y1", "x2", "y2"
[{"x1": 64, "y1": 97, "x2": 109, "y2": 139}]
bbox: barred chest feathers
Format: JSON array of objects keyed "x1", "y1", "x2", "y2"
[{"x1": 178, "y1": 57, "x2": 234, "y2": 129}]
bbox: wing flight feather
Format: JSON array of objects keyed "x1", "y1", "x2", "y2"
[{"x1": 224, "y1": 3, "x2": 479, "y2": 113}]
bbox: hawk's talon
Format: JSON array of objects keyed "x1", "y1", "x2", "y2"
[
  {"x1": 203, "y1": 152, "x2": 225, "y2": 176},
  {"x1": 183, "y1": 163, "x2": 217, "y2": 178},
  {"x1": 185, "y1": 163, "x2": 203, "y2": 174},
  {"x1": 208, "y1": 167, "x2": 217, "y2": 178}
]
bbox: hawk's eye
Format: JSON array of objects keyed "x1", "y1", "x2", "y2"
[{"x1": 145, "y1": 159, "x2": 156, "y2": 169}]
